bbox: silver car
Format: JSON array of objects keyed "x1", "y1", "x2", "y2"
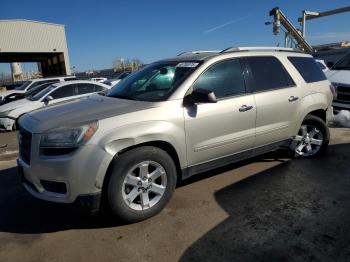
[{"x1": 18, "y1": 47, "x2": 333, "y2": 222}]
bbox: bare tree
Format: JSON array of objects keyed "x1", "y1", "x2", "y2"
[{"x1": 113, "y1": 58, "x2": 143, "y2": 72}]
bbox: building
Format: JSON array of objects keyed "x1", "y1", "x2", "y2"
[{"x1": 0, "y1": 19, "x2": 71, "y2": 78}]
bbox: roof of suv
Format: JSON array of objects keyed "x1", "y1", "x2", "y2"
[{"x1": 159, "y1": 47, "x2": 308, "y2": 63}]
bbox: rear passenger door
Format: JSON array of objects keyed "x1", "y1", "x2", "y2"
[
  {"x1": 184, "y1": 58, "x2": 257, "y2": 167},
  {"x1": 75, "y1": 83, "x2": 98, "y2": 97},
  {"x1": 244, "y1": 56, "x2": 301, "y2": 146},
  {"x1": 48, "y1": 84, "x2": 76, "y2": 104}
]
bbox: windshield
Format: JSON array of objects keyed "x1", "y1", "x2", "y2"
[
  {"x1": 333, "y1": 53, "x2": 350, "y2": 70},
  {"x1": 15, "y1": 81, "x2": 32, "y2": 90},
  {"x1": 29, "y1": 85, "x2": 56, "y2": 101},
  {"x1": 25, "y1": 83, "x2": 54, "y2": 98},
  {"x1": 108, "y1": 62, "x2": 200, "y2": 101}
]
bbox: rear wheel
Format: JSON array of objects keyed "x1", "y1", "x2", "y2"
[
  {"x1": 107, "y1": 146, "x2": 177, "y2": 222},
  {"x1": 291, "y1": 115, "x2": 329, "y2": 157}
]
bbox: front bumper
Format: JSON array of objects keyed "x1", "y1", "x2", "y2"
[
  {"x1": 0, "y1": 117, "x2": 15, "y2": 131},
  {"x1": 18, "y1": 135, "x2": 114, "y2": 205}
]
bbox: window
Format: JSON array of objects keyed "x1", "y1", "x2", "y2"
[
  {"x1": 50, "y1": 85, "x2": 75, "y2": 99},
  {"x1": 94, "y1": 84, "x2": 104, "y2": 92},
  {"x1": 288, "y1": 57, "x2": 327, "y2": 83},
  {"x1": 316, "y1": 62, "x2": 326, "y2": 71},
  {"x1": 76, "y1": 83, "x2": 95, "y2": 95},
  {"x1": 108, "y1": 62, "x2": 200, "y2": 102},
  {"x1": 193, "y1": 59, "x2": 246, "y2": 99},
  {"x1": 245, "y1": 56, "x2": 295, "y2": 92},
  {"x1": 27, "y1": 80, "x2": 59, "y2": 91},
  {"x1": 332, "y1": 52, "x2": 350, "y2": 71}
]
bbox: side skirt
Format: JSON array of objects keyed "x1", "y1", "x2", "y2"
[{"x1": 181, "y1": 139, "x2": 291, "y2": 180}]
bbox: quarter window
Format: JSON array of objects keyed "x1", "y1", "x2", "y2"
[
  {"x1": 288, "y1": 57, "x2": 327, "y2": 83},
  {"x1": 245, "y1": 56, "x2": 295, "y2": 92},
  {"x1": 193, "y1": 59, "x2": 246, "y2": 99}
]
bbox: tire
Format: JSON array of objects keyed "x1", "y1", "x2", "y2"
[
  {"x1": 290, "y1": 114, "x2": 329, "y2": 158},
  {"x1": 107, "y1": 146, "x2": 177, "y2": 223}
]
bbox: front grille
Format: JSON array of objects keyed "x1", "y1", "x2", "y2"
[
  {"x1": 19, "y1": 127, "x2": 32, "y2": 165},
  {"x1": 335, "y1": 85, "x2": 350, "y2": 104}
]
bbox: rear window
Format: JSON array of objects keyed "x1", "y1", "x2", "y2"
[{"x1": 288, "y1": 57, "x2": 327, "y2": 83}]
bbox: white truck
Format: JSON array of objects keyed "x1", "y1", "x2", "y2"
[{"x1": 325, "y1": 52, "x2": 350, "y2": 112}]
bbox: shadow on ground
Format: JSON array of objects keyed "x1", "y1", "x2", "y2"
[
  {"x1": 180, "y1": 143, "x2": 350, "y2": 262},
  {"x1": 0, "y1": 165, "x2": 118, "y2": 234}
]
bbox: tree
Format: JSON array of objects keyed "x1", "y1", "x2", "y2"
[{"x1": 113, "y1": 58, "x2": 143, "y2": 72}]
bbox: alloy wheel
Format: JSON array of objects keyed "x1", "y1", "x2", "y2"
[{"x1": 122, "y1": 161, "x2": 167, "y2": 211}]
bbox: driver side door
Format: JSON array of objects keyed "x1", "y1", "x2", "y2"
[{"x1": 184, "y1": 58, "x2": 257, "y2": 169}]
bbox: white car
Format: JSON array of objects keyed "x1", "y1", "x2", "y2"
[
  {"x1": 102, "y1": 72, "x2": 131, "y2": 87},
  {"x1": 89, "y1": 77, "x2": 107, "y2": 83},
  {"x1": 315, "y1": 59, "x2": 329, "y2": 73},
  {"x1": 325, "y1": 52, "x2": 350, "y2": 112},
  {"x1": 0, "y1": 76, "x2": 76, "y2": 103},
  {"x1": 0, "y1": 80, "x2": 108, "y2": 131}
]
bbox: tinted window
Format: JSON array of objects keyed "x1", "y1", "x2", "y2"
[
  {"x1": 50, "y1": 85, "x2": 75, "y2": 99},
  {"x1": 246, "y1": 56, "x2": 295, "y2": 92},
  {"x1": 76, "y1": 83, "x2": 95, "y2": 95},
  {"x1": 94, "y1": 84, "x2": 104, "y2": 92},
  {"x1": 288, "y1": 57, "x2": 327, "y2": 83},
  {"x1": 193, "y1": 59, "x2": 246, "y2": 99},
  {"x1": 332, "y1": 52, "x2": 350, "y2": 70}
]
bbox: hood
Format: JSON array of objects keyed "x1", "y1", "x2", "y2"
[
  {"x1": 0, "y1": 90, "x2": 25, "y2": 97},
  {"x1": 19, "y1": 94, "x2": 158, "y2": 133},
  {"x1": 325, "y1": 70, "x2": 350, "y2": 84},
  {"x1": 0, "y1": 98, "x2": 33, "y2": 113}
]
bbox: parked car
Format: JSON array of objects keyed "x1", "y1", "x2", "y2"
[
  {"x1": 103, "y1": 72, "x2": 131, "y2": 87},
  {"x1": 18, "y1": 47, "x2": 332, "y2": 222},
  {"x1": 89, "y1": 77, "x2": 107, "y2": 83},
  {"x1": 315, "y1": 59, "x2": 329, "y2": 73},
  {"x1": 0, "y1": 80, "x2": 108, "y2": 131},
  {"x1": 0, "y1": 82, "x2": 55, "y2": 105},
  {"x1": 0, "y1": 76, "x2": 76, "y2": 104},
  {"x1": 325, "y1": 52, "x2": 350, "y2": 112}
]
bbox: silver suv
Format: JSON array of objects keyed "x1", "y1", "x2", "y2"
[{"x1": 18, "y1": 47, "x2": 333, "y2": 222}]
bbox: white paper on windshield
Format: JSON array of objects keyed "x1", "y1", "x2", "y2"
[{"x1": 176, "y1": 62, "x2": 199, "y2": 68}]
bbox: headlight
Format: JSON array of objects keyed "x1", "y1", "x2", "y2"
[{"x1": 40, "y1": 121, "x2": 98, "y2": 148}]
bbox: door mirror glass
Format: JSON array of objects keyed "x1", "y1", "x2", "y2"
[{"x1": 184, "y1": 88, "x2": 217, "y2": 106}]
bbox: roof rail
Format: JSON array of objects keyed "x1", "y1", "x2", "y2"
[
  {"x1": 221, "y1": 46, "x2": 302, "y2": 53},
  {"x1": 177, "y1": 50, "x2": 220, "y2": 56}
]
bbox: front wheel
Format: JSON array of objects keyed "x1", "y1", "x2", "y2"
[
  {"x1": 290, "y1": 115, "x2": 329, "y2": 157},
  {"x1": 107, "y1": 146, "x2": 177, "y2": 223}
]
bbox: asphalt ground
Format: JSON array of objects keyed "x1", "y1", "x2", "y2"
[{"x1": 0, "y1": 128, "x2": 349, "y2": 262}]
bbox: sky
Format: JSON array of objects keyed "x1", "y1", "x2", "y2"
[{"x1": 1, "y1": 0, "x2": 350, "y2": 73}]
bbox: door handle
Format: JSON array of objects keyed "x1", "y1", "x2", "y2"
[
  {"x1": 288, "y1": 96, "x2": 299, "y2": 102},
  {"x1": 239, "y1": 105, "x2": 253, "y2": 112}
]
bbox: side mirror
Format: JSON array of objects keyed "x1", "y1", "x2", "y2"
[
  {"x1": 326, "y1": 62, "x2": 334, "y2": 69},
  {"x1": 44, "y1": 95, "x2": 53, "y2": 105},
  {"x1": 184, "y1": 88, "x2": 217, "y2": 106}
]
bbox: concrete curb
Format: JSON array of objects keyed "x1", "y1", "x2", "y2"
[{"x1": 0, "y1": 151, "x2": 18, "y2": 161}]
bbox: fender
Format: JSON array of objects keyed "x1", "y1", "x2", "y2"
[{"x1": 94, "y1": 120, "x2": 187, "y2": 185}]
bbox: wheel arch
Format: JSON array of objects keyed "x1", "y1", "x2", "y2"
[{"x1": 100, "y1": 140, "x2": 183, "y2": 206}]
